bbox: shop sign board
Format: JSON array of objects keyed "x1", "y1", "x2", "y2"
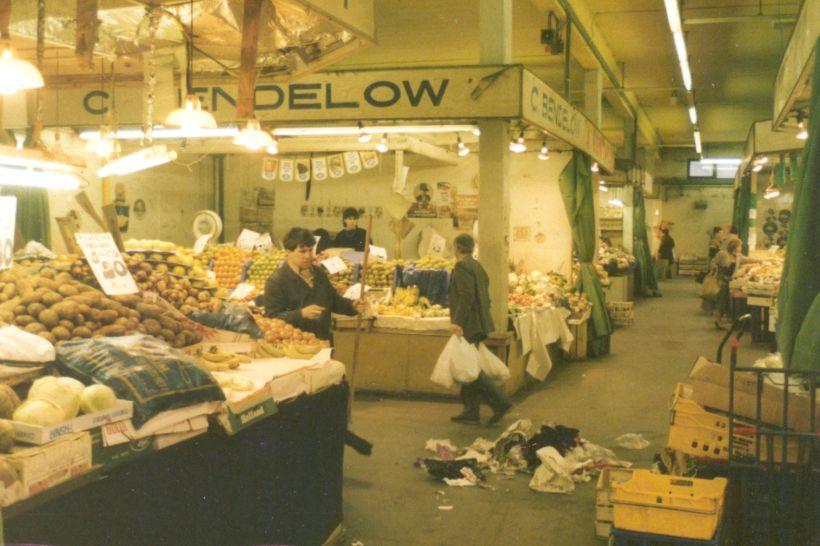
[
  {"x1": 0, "y1": 196, "x2": 17, "y2": 271},
  {"x1": 54, "y1": 66, "x2": 521, "y2": 126},
  {"x1": 75, "y1": 232, "x2": 138, "y2": 295},
  {"x1": 772, "y1": 0, "x2": 819, "y2": 128},
  {"x1": 521, "y1": 70, "x2": 615, "y2": 173}
]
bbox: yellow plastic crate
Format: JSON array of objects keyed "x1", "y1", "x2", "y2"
[{"x1": 610, "y1": 470, "x2": 727, "y2": 540}]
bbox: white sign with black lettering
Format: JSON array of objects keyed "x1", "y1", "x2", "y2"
[
  {"x1": 321, "y1": 256, "x2": 348, "y2": 275},
  {"x1": 193, "y1": 234, "x2": 211, "y2": 254},
  {"x1": 369, "y1": 245, "x2": 387, "y2": 262},
  {"x1": 0, "y1": 197, "x2": 17, "y2": 271},
  {"x1": 229, "y1": 282, "x2": 256, "y2": 301},
  {"x1": 236, "y1": 228, "x2": 261, "y2": 251},
  {"x1": 428, "y1": 230, "x2": 446, "y2": 256},
  {"x1": 75, "y1": 232, "x2": 138, "y2": 295}
]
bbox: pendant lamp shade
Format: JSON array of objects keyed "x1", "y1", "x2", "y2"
[
  {"x1": 165, "y1": 94, "x2": 217, "y2": 130},
  {"x1": 233, "y1": 118, "x2": 273, "y2": 151},
  {"x1": 0, "y1": 49, "x2": 44, "y2": 95}
]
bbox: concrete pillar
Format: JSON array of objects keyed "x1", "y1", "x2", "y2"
[
  {"x1": 478, "y1": 0, "x2": 512, "y2": 330},
  {"x1": 583, "y1": 69, "x2": 603, "y2": 129},
  {"x1": 623, "y1": 118, "x2": 636, "y2": 162}
]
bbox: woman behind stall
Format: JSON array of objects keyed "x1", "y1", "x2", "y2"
[
  {"x1": 333, "y1": 208, "x2": 371, "y2": 251},
  {"x1": 712, "y1": 238, "x2": 760, "y2": 329}
]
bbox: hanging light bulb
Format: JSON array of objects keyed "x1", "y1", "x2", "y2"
[
  {"x1": 796, "y1": 116, "x2": 808, "y2": 140},
  {"x1": 509, "y1": 131, "x2": 526, "y2": 153},
  {"x1": 375, "y1": 133, "x2": 389, "y2": 153},
  {"x1": 608, "y1": 198, "x2": 625, "y2": 208},
  {"x1": 266, "y1": 136, "x2": 279, "y2": 155},
  {"x1": 164, "y1": 1, "x2": 217, "y2": 131},
  {"x1": 357, "y1": 121, "x2": 371, "y2": 143},
  {"x1": 457, "y1": 135, "x2": 470, "y2": 157},
  {"x1": 763, "y1": 182, "x2": 780, "y2": 200},
  {"x1": 752, "y1": 163, "x2": 763, "y2": 173},
  {"x1": 538, "y1": 141, "x2": 549, "y2": 160},
  {"x1": 599, "y1": 180, "x2": 609, "y2": 192},
  {"x1": 233, "y1": 118, "x2": 273, "y2": 151},
  {"x1": 471, "y1": 127, "x2": 482, "y2": 136},
  {"x1": 591, "y1": 161, "x2": 600, "y2": 173},
  {"x1": 0, "y1": 48, "x2": 44, "y2": 95},
  {"x1": 84, "y1": 126, "x2": 121, "y2": 158}
]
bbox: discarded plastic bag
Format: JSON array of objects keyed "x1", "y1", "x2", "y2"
[
  {"x1": 615, "y1": 433, "x2": 650, "y2": 450},
  {"x1": 478, "y1": 344, "x2": 510, "y2": 384}
]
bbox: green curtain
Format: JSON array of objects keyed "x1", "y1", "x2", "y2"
[
  {"x1": 0, "y1": 187, "x2": 51, "y2": 247},
  {"x1": 776, "y1": 38, "x2": 820, "y2": 372},
  {"x1": 559, "y1": 152, "x2": 612, "y2": 357},
  {"x1": 632, "y1": 186, "x2": 660, "y2": 297},
  {"x1": 732, "y1": 175, "x2": 752, "y2": 253}
]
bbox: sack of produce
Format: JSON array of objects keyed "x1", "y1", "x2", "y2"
[
  {"x1": 0, "y1": 325, "x2": 56, "y2": 362},
  {"x1": 187, "y1": 303, "x2": 263, "y2": 338},
  {"x1": 56, "y1": 334, "x2": 224, "y2": 427}
]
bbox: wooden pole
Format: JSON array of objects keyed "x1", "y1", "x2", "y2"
[
  {"x1": 74, "y1": 191, "x2": 108, "y2": 231},
  {"x1": 347, "y1": 215, "x2": 372, "y2": 422},
  {"x1": 235, "y1": 0, "x2": 263, "y2": 121}
]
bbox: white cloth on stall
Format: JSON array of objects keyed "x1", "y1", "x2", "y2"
[{"x1": 512, "y1": 308, "x2": 574, "y2": 381}]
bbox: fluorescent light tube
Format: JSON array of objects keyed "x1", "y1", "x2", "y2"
[
  {"x1": 664, "y1": 0, "x2": 682, "y2": 33},
  {"x1": 97, "y1": 145, "x2": 177, "y2": 177},
  {"x1": 0, "y1": 165, "x2": 80, "y2": 189},
  {"x1": 688, "y1": 106, "x2": 698, "y2": 125},
  {"x1": 693, "y1": 131, "x2": 702, "y2": 154},
  {"x1": 700, "y1": 158, "x2": 741, "y2": 165}
]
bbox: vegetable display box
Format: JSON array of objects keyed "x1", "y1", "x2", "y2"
[
  {"x1": 11, "y1": 400, "x2": 133, "y2": 445},
  {"x1": 610, "y1": 470, "x2": 727, "y2": 541}
]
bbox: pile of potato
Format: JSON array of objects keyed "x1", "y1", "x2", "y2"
[{"x1": 0, "y1": 268, "x2": 203, "y2": 348}]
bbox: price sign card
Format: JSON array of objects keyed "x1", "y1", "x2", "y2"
[
  {"x1": 193, "y1": 234, "x2": 211, "y2": 254},
  {"x1": 369, "y1": 245, "x2": 387, "y2": 262},
  {"x1": 321, "y1": 256, "x2": 348, "y2": 275},
  {"x1": 229, "y1": 282, "x2": 255, "y2": 301},
  {"x1": 428, "y1": 230, "x2": 446, "y2": 256},
  {"x1": 75, "y1": 232, "x2": 138, "y2": 295},
  {"x1": 254, "y1": 233, "x2": 273, "y2": 252},
  {"x1": 0, "y1": 197, "x2": 17, "y2": 271},
  {"x1": 236, "y1": 228, "x2": 261, "y2": 251}
]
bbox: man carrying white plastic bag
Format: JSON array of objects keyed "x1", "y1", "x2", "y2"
[{"x1": 430, "y1": 234, "x2": 512, "y2": 425}]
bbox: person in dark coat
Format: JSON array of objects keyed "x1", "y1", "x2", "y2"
[
  {"x1": 333, "y1": 208, "x2": 370, "y2": 251},
  {"x1": 656, "y1": 227, "x2": 676, "y2": 279},
  {"x1": 448, "y1": 234, "x2": 512, "y2": 425},
  {"x1": 263, "y1": 227, "x2": 361, "y2": 341}
]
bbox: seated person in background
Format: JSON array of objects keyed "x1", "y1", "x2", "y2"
[
  {"x1": 333, "y1": 208, "x2": 370, "y2": 251},
  {"x1": 263, "y1": 227, "x2": 362, "y2": 341}
]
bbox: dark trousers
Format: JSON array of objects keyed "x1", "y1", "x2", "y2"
[{"x1": 459, "y1": 335, "x2": 512, "y2": 417}]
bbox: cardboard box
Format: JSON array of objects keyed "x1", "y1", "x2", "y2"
[
  {"x1": 215, "y1": 396, "x2": 278, "y2": 436},
  {"x1": 595, "y1": 466, "x2": 635, "y2": 537},
  {"x1": 4, "y1": 432, "x2": 92, "y2": 504},
  {"x1": 90, "y1": 427, "x2": 156, "y2": 469},
  {"x1": 688, "y1": 357, "x2": 818, "y2": 432},
  {"x1": 12, "y1": 400, "x2": 134, "y2": 445}
]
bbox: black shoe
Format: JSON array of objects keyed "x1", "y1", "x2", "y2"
[
  {"x1": 451, "y1": 412, "x2": 480, "y2": 424},
  {"x1": 488, "y1": 403, "x2": 512, "y2": 425}
]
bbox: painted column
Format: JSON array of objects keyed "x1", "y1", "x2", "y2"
[{"x1": 479, "y1": 0, "x2": 512, "y2": 330}]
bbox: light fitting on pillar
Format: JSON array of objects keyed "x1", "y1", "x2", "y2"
[
  {"x1": 97, "y1": 145, "x2": 177, "y2": 177},
  {"x1": 266, "y1": 137, "x2": 279, "y2": 155},
  {"x1": 471, "y1": 127, "x2": 482, "y2": 136},
  {"x1": 0, "y1": 48, "x2": 44, "y2": 95},
  {"x1": 164, "y1": 0, "x2": 217, "y2": 131},
  {"x1": 357, "y1": 121, "x2": 371, "y2": 143},
  {"x1": 763, "y1": 181, "x2": 780, "y2": 200},
  {"x1": 591, "y1": 161, "x2": 599, "y2": 173},
  {"x1": 752, "y1": 163, "x2": 763, "y2": 173},
  {"x1": 538, "y1": 141, "x2": 549, "y2": 160},
  {"x1": 375, "y1": 133, "x2": 389, "y2": 153},
  {"x1": 796, "y1": 114, "x2": 808, "y2": 140},
  {"x1": 508, "y1": 131, "x2": 526, "y2": 153},
  {"x1": 233, "y1": 118, "x2": 273, "y2": 151},
  {"x1": 456, "y1": 135, "x2": 470, "y2": 157}
]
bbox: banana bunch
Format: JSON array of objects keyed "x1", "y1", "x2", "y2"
[
  {"x1": 195, "y1": 346, "x2": 251, "y2": 371},
  {"x1": 254, "y1": 342, "x2": 286, "y2": 358},
  {"x1": 283, "y1": 343, "x2": 323, "y2": 360}
]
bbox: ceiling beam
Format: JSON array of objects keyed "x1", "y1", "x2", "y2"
[{"x1": 530, "y1": 0, "x2": 660, "y2": 151}]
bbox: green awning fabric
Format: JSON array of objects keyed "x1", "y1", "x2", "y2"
[
  {"x1": 559, "y1": 152, "x2": 612, "y2": 357},
  {"x1": 0, "y1": 187, "x2": 50, "y2": 247},
  {"x1": 632, "y1": 185, "x2": 660, "y2": 297},
  {"x1": 776, "y1": 38, "x2": 820, "y2": 372},
  {"x1": 732, "y1": 175, "x2": 752, "y2": 253}
]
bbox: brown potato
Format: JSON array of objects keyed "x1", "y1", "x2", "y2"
[
  {"x1": 24, "y1": 322, "x2": 46, "y2": 334},
  {"x1": 38, "y1": 309, "x2": 60, "y2": 328},
  {"x1": 58, "y1": 320, "x2": 74, "y2": 331},
  {"x1": 72, "y1": 326, "x2": 92, "y2": 338},
  {"x1": 98, "y1": 310, "x2": 118, "y2": 325},
  {"x1": 14, "y1": 315, "x2": 34, "y2": 327},
  {"x1": 40, "y1": 291, "x2": 62, "y2": 307},
  {"x1": 26, "y1": 303, "x2": 46, "y2": 317},
  {"x1": 57, "y1": 285, "x2": 79, "y2": 298},
  {"x1": 52, "y1": 302, "x2": 77, "y2": 320},
  {"x1": 99, "y1": 325, "x2": 126, "y2": 337},
  {"x1": 51, "y1": 326, "x2": 71, "y2": 341},
  {"x1": 159, "y1": 316, "x2": 182, "y2": 334},
  {"x1": 141, "y1": 318, "x2": 161, "y2": 335}
]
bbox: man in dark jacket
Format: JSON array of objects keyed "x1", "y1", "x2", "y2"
[
  {"x1": 656, "y1": 227, "x2": 676, "y2": 280},
  {"x1": 448, "y1": 234, "x2": 512, "y2": 425},
  {"x1": 264, "y1": 227, "x2": 361, "y2": 341}
]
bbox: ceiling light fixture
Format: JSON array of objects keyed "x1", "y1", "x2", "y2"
[
  {"x1": 357, "y1": 121, "x2": 371, "y2": 143},
  {"x1": 591, "y1": 161, "x2": 600, "y2": 173},
  {"x1": 538, "y1": 141, "x2": 550, "y2": 160},
  {"x1": 509, "y1": 131, "x2": 526, "y2": 153},
  {"x1": 0, "y1": 48, "x2": 44, "y2": 95},
  {"x1": 0, "y1": 146, "x2": 82, "y2": 190},
  {"x1": 97, "y1": 145, "x2": 177, "y2": 178},
  {"x1": 699, "y1": 158, "x2": 742, "y2": 165},
  {"x1": 796, "y1": 116, "x2": 808, "y2": 140},
  {"x1": 752, "y1": 163, "x2": 763, "y2": 173},
  {"x1": 164, "y1": 1, "x2": 217, "y2": 131},
  {"x1": 693, "y1": 130, "x2": 702, "y2": 154},
  {"x1": 753, "y1": 156, "x2": 769, "y2": 165},
  {"x1": 233, "y1": 118, "x2": 273, "y2": 151},
  {"x1": 608, "y1": 198, "x2": 625, "y2": 208},
  {"x1": 599, "y1": 181, "x2": 609, "y2": 192},
  {"x1": 471, "y1": 127, "x2": 482, "y2": 136},
  {"x1": 79, "y1": 127, "x2": 240, "y2": 141},
  {"x1": 456, "y1": 135, "x2": 470, "y2": 157},
  {"x1": 688, "y1": 106, "x2": 698, "y2": 125},
  {"x1": 266, "y1": 137, "x2": 279, "y2": 155},
  {"x1": 84, "y1": 126, "x2": 121, "y2": 158},
  {"x1": 375, "y1": 133, "x2": 389, "y2": 153},
  {"x1": 763, "y1": 183, "x2": 780, "y2": 200}
]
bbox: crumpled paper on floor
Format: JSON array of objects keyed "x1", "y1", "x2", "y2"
[{"x1": 615, "y1": 433, "x2": 650, "y2": 450}]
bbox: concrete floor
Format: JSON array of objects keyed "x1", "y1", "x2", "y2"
[{"x1": 342, "y1": 278, "x2": 771, "y2": 546}]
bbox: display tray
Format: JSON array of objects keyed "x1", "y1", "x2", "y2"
[{"x1": 12, "y1": 400, "x2": 134, "y2": 445}]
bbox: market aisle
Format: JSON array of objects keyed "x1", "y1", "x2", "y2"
[{"x1": 341, "y1": 278, "x2": 770, "y2": 546}]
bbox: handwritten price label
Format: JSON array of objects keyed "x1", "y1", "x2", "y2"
[
  {"x1": 75, "y1": 232, "x2": 138, "y2": 295},
  {"x1": 0, "y1": 197, "x2": 17, "y2": 271},
  {"x1": 321, "y1": 256, "x2": 348, "y2": 275},
  {"x1": 369, "y1": 245, "x2": 387, "y2": 262}
]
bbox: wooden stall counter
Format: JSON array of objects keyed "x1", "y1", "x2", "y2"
[{"x1": 333, "y1": 318, "x2": 525, "y2": 397}]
